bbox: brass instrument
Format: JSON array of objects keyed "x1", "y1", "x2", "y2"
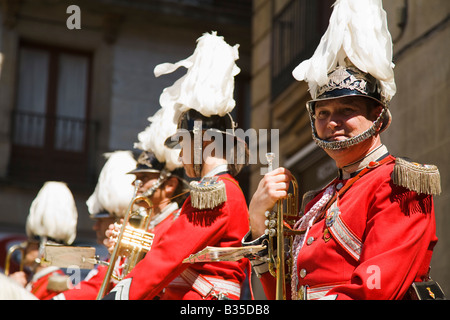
[
  {"x1": 96, "y1": 180, "x2": 155, "y2": 299},
  {"x1": 265, "y1": 153, "x2": 301, "y2": 300},
  {"x1": 4, "y1": 241, "x2": 27, "y2": 276}
]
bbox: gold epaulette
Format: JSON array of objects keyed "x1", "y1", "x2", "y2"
[
  {"x1": 392, "y1": 157, "x2": 441, "y2": 195},
  {"x1": 190, "y1": 176, "x2": 227, "y2": 210}
]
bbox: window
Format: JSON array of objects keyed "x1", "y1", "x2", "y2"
[
  {"x1": 271, "y1": 0, "x2": 333, "y2": 99},
  {"x1": 9, "y1": 42, "x2": 95, "y2": 186}
]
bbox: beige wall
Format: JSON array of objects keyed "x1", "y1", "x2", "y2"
[{"x1": 250, "y1": 0, "x2": 450, "y2": 296}]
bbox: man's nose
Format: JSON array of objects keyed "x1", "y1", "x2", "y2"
[{"x1": 327, "y1": 113, "x2": 343, "y2": 129}]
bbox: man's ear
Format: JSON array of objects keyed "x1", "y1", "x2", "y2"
[
  {"x1": 370, "y1": 104, "x2": 384, "y2": 121},
  {"x1": 164, "y1": 176, "x2": 179, "y2": 195}
]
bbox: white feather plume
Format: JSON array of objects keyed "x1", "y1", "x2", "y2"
[
  {"x1": 0, "y1": 274, "x2": 38, "y2": 300},
  {"x1": 86, "y1": 151, "x2": 136, "y2": 218},
  {"x1": 26, "y1": 181, "x2": 78, "y2": 245},
  {"x1": 292, "y1": 0, "x2": 396, "y2": 102},
  {"x1": 154, "y1": 31, "x2": 240, "y2": 117},
  {"x1": 133, "y1": 105, "x2": 182, "y2": 171}
]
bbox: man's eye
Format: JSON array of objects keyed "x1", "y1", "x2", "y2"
[
  {"x1": 137, "y1": 177, "x2": 149, "y2": 184},
  {"x1": 342, "y1": 108, "x2": 356, "y2": 115},
  {"x1": 316, "y1": 110, "x2": 329, "y2": 119}
]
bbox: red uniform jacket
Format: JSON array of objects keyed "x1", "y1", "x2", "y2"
[
  {"x1": 106, "y1": 173, "x2": 249, "y2": 300},
  {"x1": 260, "y1": 156, "x2": 438, "y2": 300}
]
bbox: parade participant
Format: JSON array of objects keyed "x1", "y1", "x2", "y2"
[
  {"x1": 244, "y1": 0, "x2": 442, "y2": 300},
  {"x1": 8, "y1": 181, "x2": 78, "y2": 299},
  {"x1": 88, "y1": 151, "x2": 136, "y2": 247},
  {"x1": 119, "y1": 102, "x2": 191, "y2": 234},
  {"x1": 95, "y1": 98, "x2": 190, "y2": 299},
  {"x1": 104, "y1": 32, "x2": 250, "y2": 300},
  {"x1": 52, "y1": 150, "x2": 136, "y2": 300}
]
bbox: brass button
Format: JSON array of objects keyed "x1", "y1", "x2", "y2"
[
  {"x1": 306, "y1": 236, "x2": 315, "y2": 245},
  {"x1": 299, "y1": 268, "x2": 307, "y2": 278}
]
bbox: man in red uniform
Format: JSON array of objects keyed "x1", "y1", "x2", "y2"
[
  {"x1": 244, "y1": 0, "x2": 442, "y2": 300},
  {"x1": 8, "y1": 181, "x2": 78, "y2": 300},
  {"x1": 52, "y1": 150, "x2": 137, "y2": 300},
  {"x1": 103, "y1": 32, "x2": 250, "y2": 300}
]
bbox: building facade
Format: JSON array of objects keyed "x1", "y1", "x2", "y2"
[{"x1": 0, "y1": 0, "x2": 251, "y2": 239}]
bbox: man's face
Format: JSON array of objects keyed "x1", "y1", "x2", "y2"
[
  {"x1": 314, "y1": 97, "x2": 380, "y2": 143},
  {"x1": 23, "y1": 241, "x2": 39, "y2": 267},
  {"x1": 132, "y1": 172, "x2": 163, "y2": 207},
  {"x1": 93, "y1": 217, "x2": 115, "y2": 245},
  {"x1": 313, "y1": 97, "x2": 383, "y2": 162}
]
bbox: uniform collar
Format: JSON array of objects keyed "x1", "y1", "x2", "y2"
[
  {"x1": 338, "y1": 145, "x2": 389, "y2": 180},
  {"x1": 202, "y1": 164, "x2": 229, "y2": 178},
  {"x1": 149, "y1": 202, "x2": 179, "y2": 229}
]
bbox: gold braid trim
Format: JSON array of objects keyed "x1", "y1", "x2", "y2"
[
  {"x1": 190, "y1": 177, "x2": 227, "y2": 210},
  {"x1": 300, "y1": 189, "x2": 321, "y2": 215},
  {"x1": 392, "y1": 157, "x2": 441, "y2": 195}
]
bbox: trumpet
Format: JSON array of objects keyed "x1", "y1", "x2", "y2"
[
  {"x1": 4, "y1": 241, "x2": 27, "y2": 276},
  {"x1": 265, "y1": 153, "x2": 301, "y2": 300},
  {"x1": 96, "y1": 180, "x2": 155, "y2": 300}
]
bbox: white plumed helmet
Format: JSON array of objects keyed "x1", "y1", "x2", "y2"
[
  {"x1": 26, "y1": 181, "x2": 78, "y2": 245},
  {"x1": 86, "y1": 150, "x2": 137, "y2": 219},
  {"x1": 292, "y1": 0, "x2": 395, "y2": 150}
]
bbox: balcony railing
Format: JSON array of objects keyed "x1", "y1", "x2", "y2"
[
  {"x1": 9, "y1": 110, "x2": 98, "y2": 186},
  {"x1": 11, "y1": 110, "x2": 93, "y2": 152}
]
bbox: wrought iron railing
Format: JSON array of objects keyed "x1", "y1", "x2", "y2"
[
  {"x1": 12, "y1": 111, "x2": 47, "y2": 148},
  {"x1": 11, "y1": 110, "x2": 95, "y2": 152},
  {"x1": 9, "y1": 110, "x2": 99, "y2": 186}
]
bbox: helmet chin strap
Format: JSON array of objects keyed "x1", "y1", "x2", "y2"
[
  {"x1": 193, "y1": 132, "x2": 203, "y2": 177},
  {"x1": 310, "y1": 106, "x2": 387, "y2": 151},
  {"x1": 193, "y1": 164, "x2": 202, "y2": 177},
  {"x1": 142, "y1": 170, "x2": 171, "y2": 198}
]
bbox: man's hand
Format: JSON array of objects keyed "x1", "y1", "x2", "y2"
[
  {"x1": 248, "y1": 167, "x2": 293, "y2": 239},
  {"x1": 104, "y1": 220, "x2": 123, "y2": 254}
]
